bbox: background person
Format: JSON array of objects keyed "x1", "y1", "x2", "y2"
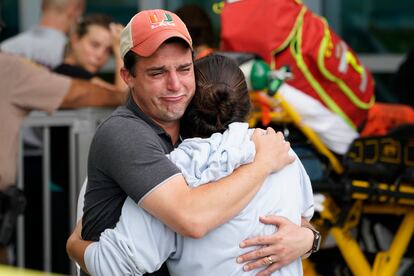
[
  {"x1": 0, "y1": 0, "x2": 86, "y2": 204},
  {"x1": 0, "y1": 51, "x2": 126, "y2": 264},
  {"x1": 0, "y1": 0, "x2": 85, "y2": 68},
  {"x1": 54, "y1": 13, "x2": 127, "y2": 92}
]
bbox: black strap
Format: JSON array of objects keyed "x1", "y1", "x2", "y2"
[{"x1": 0, "y1": 186, "x2": 26, "y2": 246}]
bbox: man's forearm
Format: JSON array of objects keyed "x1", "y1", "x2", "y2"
[
  {"x1": 66, "y1": 236, "x2": 92, "y2": 273},
  {"x1": 187, "y1": 161, "x2": 270, "y2": 233},
  {"x1": 143, "y1": 161, "x2": 269, "y2": 238},
  {"x1": 66, "y1": 220, "x2": 92, "y2": 273}
]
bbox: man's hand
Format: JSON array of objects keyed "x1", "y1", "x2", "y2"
[
  {"x1": 251, "y1": 127, "x2": 295, "y2": 174},
  {"x1": 236, "y1": 216, "x2": 313, "y2": 276}
]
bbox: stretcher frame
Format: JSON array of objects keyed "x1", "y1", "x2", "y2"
[{"x1": 248, "y1": 90, "x2": 414, "y2": 276}]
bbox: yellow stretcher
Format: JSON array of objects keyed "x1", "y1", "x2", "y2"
[
  {"x1": 0, "y1": 265, "x2": 66, "y2": 276},
  {"x1": 248, "y1": 91, "x2": 414, "y2": 276}
]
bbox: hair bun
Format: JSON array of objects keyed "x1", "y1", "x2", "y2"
[
  {"x1": 181, "y1": 54, "x2": 251, "y2": 138},
  {"x1": 186, "y1": 82, "x2": 232, "y2": 135}
]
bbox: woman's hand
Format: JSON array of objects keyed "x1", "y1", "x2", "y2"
[
  {"x1": 237, "y1": 216, "x2": 313, "y2": 276},
  {"x1": 109, "y1": 22, "x2": 124, "y2": 56},
  {"x1": 109, "y1": 22, "x2": 129, "y2": 92}
]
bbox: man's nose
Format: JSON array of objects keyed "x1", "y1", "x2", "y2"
[{"x1": 167, "y1": 71, "x2": 181, "y2": 91}]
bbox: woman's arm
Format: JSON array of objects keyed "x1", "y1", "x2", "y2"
[
  {"x1": 60, "y1": 79, "x2": 127, "y2": 108},
  {"x1": 90, "y1": 76, "x2": 124, "y2": 92},
  {"x1": 236, "y1": 216, "x2": 314, "y2": 276}
]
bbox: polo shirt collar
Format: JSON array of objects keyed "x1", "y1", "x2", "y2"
[
  {"x1": 125, "y1": 94, "x2": 183, "y2": 146},
  {"x1": 125, "y1": 94, "x2": 163, "y2": 134}
]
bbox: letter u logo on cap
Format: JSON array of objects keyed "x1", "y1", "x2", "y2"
[
  {"x1": 149, "y1": 12, "x2": 175, "y2": 29},
  {"x1": 149, "y1": 14, "x2": 158, "y2": 23}
]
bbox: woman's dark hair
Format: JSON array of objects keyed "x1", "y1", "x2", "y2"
[
  {"x1": 65, "y1": 13, "x2": 112, "y2": 57},
  {"x1": 74, "y1": 13, "x2": 112, "y2": 38},
  {"x1": 181, "y1": 54, "x2": 251, "y2": 138}
]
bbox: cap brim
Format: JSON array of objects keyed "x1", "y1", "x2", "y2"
[{"x1": 130, "y1": 30, "x2": 192, "y2": 57}]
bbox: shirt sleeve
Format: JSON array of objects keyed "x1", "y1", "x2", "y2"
[
  {"x1": 89, "y1": 116, "x2": 181, "y2": 204},
  {"x1": 10, "y1": 56, "x2": 71, "y2": 112}
]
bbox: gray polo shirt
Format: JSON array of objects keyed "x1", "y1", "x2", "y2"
[{"x1": 82, "y1": 95, "x2": 181, "y2": 241}]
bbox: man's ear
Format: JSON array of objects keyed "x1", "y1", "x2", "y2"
[{"x1": 120, "y1": 67, "x2": 134, "y2": 89}]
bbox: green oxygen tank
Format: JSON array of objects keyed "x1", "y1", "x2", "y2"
[
  {"x1": 250, "y1": 59, "x2": 270, "y2": 91},
  {"x1": 249, "y1": 59, "x2": 291, "y2": 96}
]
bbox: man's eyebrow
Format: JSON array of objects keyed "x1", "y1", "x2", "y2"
[
  {"x1": 146, "y1": 65, "x2": 165, "y2": 72},
  {"x1": 146, "y1": 63, "x2": 193, "y2": 72},
  {"x1": 177, "y1": 62, "x2": 193, "y2": 69}
]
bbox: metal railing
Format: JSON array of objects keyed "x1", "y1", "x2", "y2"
[{"x1": 16, "y1": 108, "x2": 113, "y2": 275}]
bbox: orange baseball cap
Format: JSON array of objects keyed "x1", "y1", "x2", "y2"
[{"x1": 120, "y1": 9, "x2": 193, "y2": 58}]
